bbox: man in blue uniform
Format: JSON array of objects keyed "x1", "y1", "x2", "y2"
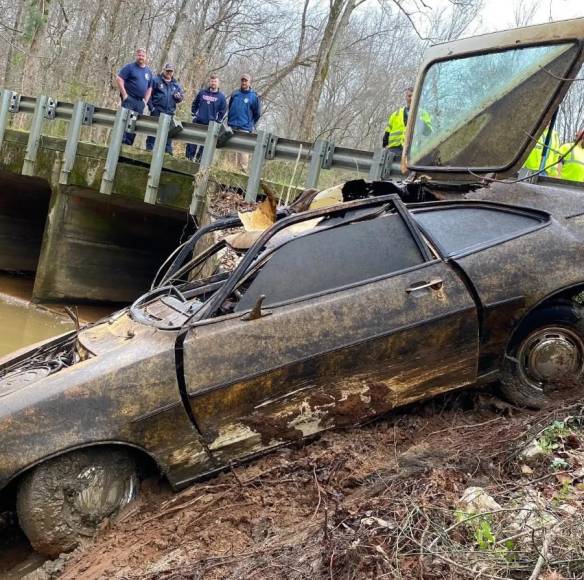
[
  {"x1": 116, "y1": 48, "x2": 153, "y2": 146},
  {"x1": 227, "y1": 74, "x2": 261, "y2": 170},
  {"x1": 146, "y1": 63, "x2": 184, "y2": 155},
  {"x1": 186, "y1": 73, "x2": 227, "y2": 162},
  {"x1": 227, "y1": 74, "x2": 260, "y2": 132}
]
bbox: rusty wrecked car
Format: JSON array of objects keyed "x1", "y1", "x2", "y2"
[{"x1": 2, "y1": 18, "x2": 584, "y2": 556}]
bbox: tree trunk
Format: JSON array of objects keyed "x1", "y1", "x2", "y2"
[
  {"x1": 3, "y1": 0, "x2": 25, "y2": 89},
  {"x1": 21, "y1": 0, "x2": 53, "y2": 95},
  {"x1": 157, "y1": 0, "x2": 190, "y2": 70},
  {"x1": 73, "y1": 0, "x2": 105, "y2": 84},
  {"x1": 298, "y1": 0, "x2": 357, "y2": 141}
]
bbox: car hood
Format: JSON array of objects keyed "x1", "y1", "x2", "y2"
[
  {"x1": 0, "y1": 308, "x2": 173, "y2": 399},
  {"x1": 404, "y1": 18, "x2": 584, "y2": 183}
]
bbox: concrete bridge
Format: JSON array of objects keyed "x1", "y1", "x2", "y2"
[{"x1": 0, "y1": 91, "x2": 396, "y2": 303}]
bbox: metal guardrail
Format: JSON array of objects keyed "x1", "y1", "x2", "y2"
[{"x1": 0, "y1": 89, "x2": 400, "y2": 218}]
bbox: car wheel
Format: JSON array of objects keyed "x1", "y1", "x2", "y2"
[
  {"x1": 17, "y1": 447, "x2": 138, "y2": 557},
  {"x1": 500, "y1": 301, "x2": 584, "y2": 408}
]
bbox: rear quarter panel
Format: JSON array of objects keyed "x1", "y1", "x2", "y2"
[{"x1": 454, "y1": 217, "x2": 584, "y2": 372}]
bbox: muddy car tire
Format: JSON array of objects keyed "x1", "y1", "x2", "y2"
[
  {"x1": 17, "y1": 447, "x2": 138, "y2": 557},
  {"x1": 500, "y1": 301, "x2": 584, "y2": 408}
]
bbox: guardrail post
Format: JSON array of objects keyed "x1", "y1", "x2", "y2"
[
  {"x1": 59, "y1": 100, "x2": 86, "y2": 185},
  {"x1": 245, "y1": 130, "x2": 272, "y2": 202},
  {"x1": 0, "y1": 89, "x2": 386, "y2": 199},
  {"x1": 368, "y1": 148, "x2": 395, "y2": 181},
  {"x1": 99, "y1": 107, "x2": 130, "y2": 195},
  {"x1": 144, "y1": 113, "x2": 171, "y2": 204},
  {"x1": 0, "y1": 90, "x2": 15, "y2": 150},
  {"x1": 22, "y1": 95, "x2": 49, "y2": 176},
  {"x1": 190, "y1": 120, "x2": 221, "y2": 219},
  {"x1": 306, "y1": 139, "x2": 333, "y2": 188}
]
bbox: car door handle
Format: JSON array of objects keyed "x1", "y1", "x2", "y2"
[{"x1": 405, "y1": 278, "x2": 443, "y2": 293}]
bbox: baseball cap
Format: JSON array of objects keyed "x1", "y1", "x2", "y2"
[
  {"x1": 164, "y1": 63, "x2": 175, "y2": 71},
  {"x1": 241, "y1": 74, "x2": 251, "y2": 81}
]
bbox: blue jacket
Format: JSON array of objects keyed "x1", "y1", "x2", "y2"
[
  {"x1": 148, "y1": 75, "x2": 184, "y2": 115},
  {"x1": 227, "y1": 88, "x2": 260, "y2": 132},
  {"x1": 191, "y1": 88, "x2": 227, "y2": 125}
]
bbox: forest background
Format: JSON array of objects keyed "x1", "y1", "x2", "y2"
[{"x1": 0, "y1": 0, "x2": 582, "y2": 151}]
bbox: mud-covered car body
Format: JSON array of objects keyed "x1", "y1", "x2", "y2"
[
  {"x1": 1, "y1": 17, "x2": 584, "y2": 494},
  {"x1": 1, "y1": 182, "x2": 584, "y2": 491}
]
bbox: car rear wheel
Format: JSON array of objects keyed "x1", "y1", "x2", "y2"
[
  {"x1": 500, "y1": 302, "x2": 584, "y2": 408},
  {"x1": 17, "y1": 447, "x2": 138, "y2": 557}
]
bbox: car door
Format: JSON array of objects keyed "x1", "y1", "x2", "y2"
[{"x1": 180, "y1": 206, "x2": 479, "y2": 467}]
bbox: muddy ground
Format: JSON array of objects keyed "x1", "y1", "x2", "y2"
[{"x1": 15, "y1": 385, "x2": 584, "y2": 580}]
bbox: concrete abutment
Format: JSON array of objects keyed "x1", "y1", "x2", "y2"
[{"x1": 32, "y1": 185, "x2": 190, "y2": 302}]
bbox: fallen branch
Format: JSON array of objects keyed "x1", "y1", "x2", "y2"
[{"x1": 528, "y1": 525, "x2": 557, "y2": 580}]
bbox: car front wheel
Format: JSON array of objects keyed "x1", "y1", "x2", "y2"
[
  {"x1": 17, "y1": 447, "x2": 139, "y2": 557},
  {"x1": 500, "y1": 301, "x2": 584, "y2": 408}
]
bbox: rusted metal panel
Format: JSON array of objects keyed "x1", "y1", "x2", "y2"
[
  {"x1": 453, "y1": 202, "x2": 584, "y2": 373},
  {"x1": 183, "y1": 261, "x2": 478, "y2": 466},
  {"x1": 0, "y1": 313, "x2": 213, "y2": 490}
]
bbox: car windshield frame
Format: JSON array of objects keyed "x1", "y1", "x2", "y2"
[{"x1": 403, "y1": 18, "x2": 584, "y2": 180}]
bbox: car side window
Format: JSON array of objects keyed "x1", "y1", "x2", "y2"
[
  {"x1": 235, "y1": 213, "x2": 426, "y2": 311},
  {"x1": 413, "y1": 206, "x2": 546, "y2": 257}
]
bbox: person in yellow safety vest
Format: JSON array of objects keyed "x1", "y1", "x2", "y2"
[
  {"x1": 558, "y1": 130, "x2": 584, "y2": 183},
  {"x1": 522, "y1": 126, "x2": 560, "y2": 176},
  {"x1": 383, "y1": 87, "x2": 431, "y2": 157}
]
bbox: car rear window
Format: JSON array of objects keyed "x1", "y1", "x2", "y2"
[
  {"x1": 412, "y1": 206, "x2": 545, "y2": 257},
  {"x1": 235, "y1": 213, "x2": 424, "y2": 310}
]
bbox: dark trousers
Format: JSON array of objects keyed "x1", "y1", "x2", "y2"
[
  {"x1": 145, "y1": 110, "x2": 174, "y2": 155},
  {"x1": 121, "y1": 96, "x2": 145, "y2": 146},
  {"x1": 185, "y1": 120, "x2": 208, "y2": 162},
  {"x1": 185, "y1": 142, "x2": 203, "y2": 162}
]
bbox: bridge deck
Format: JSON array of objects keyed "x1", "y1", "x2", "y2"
[{"x1": 0, "y1": 128, "x2": 302, "y2": 302}]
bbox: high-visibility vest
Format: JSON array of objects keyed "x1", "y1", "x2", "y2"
[
  {"x1": 384, "y1": 107, "x2": 432, "y2": 149},
  {"x1": 559, "y1": 143, "x2": 584, "y2": 183},
  {"x1": 385, "y1": 107, "x2": 407, "y2": 148},
  {"x1": 523, "y1": 129, "x2": 560, "y2": 176}
]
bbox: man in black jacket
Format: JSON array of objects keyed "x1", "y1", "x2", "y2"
[{"x1": 146, "y1": 63, "x2": 184, "y2": 155}]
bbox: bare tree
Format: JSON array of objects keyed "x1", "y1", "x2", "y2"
[
  {"x1": 557, "y1": 81, "x2": 584, "y2": 143},
  {"x1": 1, "y1": 0, "x2": 25, "y2": 88},
  {"x1": 298, "y1": 0, "x2": 365, "y2": 141},
  {"x1": 73, "y1": 0, "x2": 105, "y2": 84},
  {"x1": 157, "y1": 0, "x2": 189, "y2": 70},
  {"x1": 510, "y1": 0, "x2": 542, "y2": 28}
]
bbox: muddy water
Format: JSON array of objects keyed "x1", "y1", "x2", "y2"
[
  {"x1": 0, "y1": 273, "x2": 115, "y2": 358},
  {"x1": 0, "y1": 297, "x2": 73, "y2": 358}
]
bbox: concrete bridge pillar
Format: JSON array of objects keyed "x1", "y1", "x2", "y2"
[{"x1": 32, "y1": 185, "x2": 191, "y2": 303}]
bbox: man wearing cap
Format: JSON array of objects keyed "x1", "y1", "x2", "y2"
[
  {"x1": 186, "y1": 73, "x2": 227, "y2": 162},
  {"x1": 383, "y1": 86, "x2": 431, "y2": 158},
  {"x1": 116, "y1": 48, "x2": 154, "y2": 146},
  {"x1": 146, "y1": 63, "x2": 184, "y2": 155},
  {"x1": 227, "y1": 74, "x2": 261, "y2": 170}
]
